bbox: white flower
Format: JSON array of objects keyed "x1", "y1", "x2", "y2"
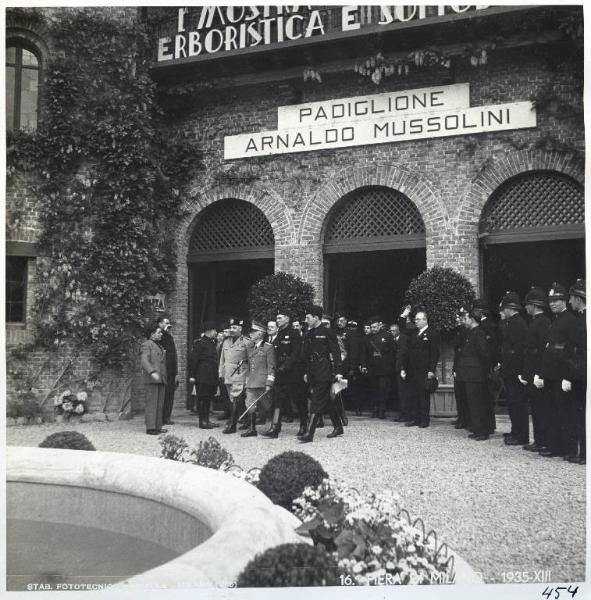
[
  {"x1": 74, "y1": 404, "x2": 84, "y2": 414},
  {"x1": 53, "y1": 396, "x2": 62, "y2": 406},
  {"x1": 60, "y1": 390, "x2": 71, "y2": 400},
  {"x1": 62, "y1": 401, "x2": 73, "y2": 412},
  {"x1": 76, "y1": 391, "x2": 87, "y2": 402},
  {"x1": 352, "y1": 562, "x2": 365, "y2": 574},
  {"x1": 371, "y1": 545, "x2": 382, "y2": 555}
]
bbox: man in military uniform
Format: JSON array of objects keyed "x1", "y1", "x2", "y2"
[
  {"x1": 519, "y1": 287, "x2": 551, "y2": 452},
  {"x1": 401, "y1": 309, "x2": 440, "y2": 428},
  {"x1": 188, "y1": 321, "x2": 219, "y2": 430},
  {"x1": 499, "y1": 291, "x2": 528, "y2": 446},
  {"x1": 452, "y1": 313, "x2": 470, "y2": 430},
  {"x1": 299, "y1": 305, "x2": 344, "y2": 443},
  {"x1": 565, "y1": 279, "x2": 586, "y2": 464},
  {"x1": 241, "y1": 321, "x2": 275, "y2": 438},
  {"x1": 219, "y1": 317, "x2": 253, "y2": 434},
  {"x1": 539, "y1": 283, "x2": 579, "y2": 458},
  {"x1": 261, "y1": 310, "x2": 303, "y2": 438},
  {"x1": 343, "y1": 319, "x2": 364, "y2": 416},
  {"x1": 362, "y1": 316, "x2": 396, "y2": 419}
]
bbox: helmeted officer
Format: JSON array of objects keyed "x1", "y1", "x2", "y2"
[
  {"x1": 299, "y1": 305, "x2": 343, "y2": 443},
  {"x1": 189, "y1": 321, "x2": 220, "y2": 430},
  {"x1": 219, "y1": 317, "x2": 253, "y2": 434},
  {"x1": 499, "y1": 291, "x2": 528, "y2": 445},
  {"x1": 539, "y1": 283, "x2": 579, "y2": 458},
  {"x1": 262, "y1": 309, "x2": 303, "y2": 438},
  {"x1": 565, "y1": 279, "x2": 586, "y2": 464},
  {"x1": 519, "y1": 287, "x2": 551, "y2": 452},
  {"x1": 362, "y1": 316, "x2": 396, "y2": 419}
]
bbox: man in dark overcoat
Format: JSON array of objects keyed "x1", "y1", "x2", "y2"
[
  {"x1": 157, "y1": 315, "x2": 178, "y2": 426},
  {"x1": 189, "y1": 321, "x2": 219, "y2": 430}
]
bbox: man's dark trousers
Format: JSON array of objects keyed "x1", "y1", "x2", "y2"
[{"x1": 503, "y1": 376, "x2": 529, "y2": 443}]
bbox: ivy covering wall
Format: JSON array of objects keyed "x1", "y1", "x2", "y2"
[{"x1": 7, "y1": 8, "x2": 203, "y2": 368}]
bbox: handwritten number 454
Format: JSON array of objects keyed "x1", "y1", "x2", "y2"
[{"x1": 542, "y1": 586, "x2": 578, "y2": 599}]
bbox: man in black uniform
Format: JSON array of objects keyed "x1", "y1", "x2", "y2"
[
  {"x1": 394, "y1": 305, "x2": 415, "y2": 423},
  {"x1": 343, "y1": 319, "x2": 364, "y2": 416},
  {"x1": 188, "y1": 321, "x2": 219, "y2": 429},
  {"x1": 519, "y1": 287, "x2": 551, "y2": 452},
  {"x1": 401, "y1": 309, "x2": 440, "y2": 428},
  {"x1": 299, "y1": 305, "x2": 344, "y2": 443},
  {"x1": 261, "y1": 310, "x2": 303, "y2": 438},
  {"x1": 472, "y1": 299, "x2": 499, "y2": 434},
  {"x1": 157, "y1": 315, "x2": 178, "y2": 425},
  {"x1": 499, "y1": 291, "x2": 529, "y2": 446},
  {"x1": 362, "y1": 316, "x2": 396, "y2": 419},
  {"x1": 455, "y1": 307, "x2": 492, "y2": 440},
  {"x1": 539, "y1": 283, "x2": 579, "y2": 458},
  {"x1": 565, "y1": 279, "x2": 586, "y2": 464},
  {"x1": 452, "y1": 314, "x2": 470, "y2": 430}
]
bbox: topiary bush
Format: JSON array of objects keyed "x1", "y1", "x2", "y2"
[
  {"x1": 237, "y1": 543, "x2": 339, "y2": 587},
  {"x1": 39, "y1": 431, "x2": 96, "y2": 451},
  {"x1": 247, "y1": 272, "x2": 315, "y2": 324},
  {"x1": 405, "y1": 266, "x2": 476, "y2": 334},
  {"x1": 257, "y1": 451, "x2": 328, "y2": 512}
]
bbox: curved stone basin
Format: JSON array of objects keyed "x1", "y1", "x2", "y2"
[{"x1": 6, "y1": 447, "x2": 309, "y2": 590}]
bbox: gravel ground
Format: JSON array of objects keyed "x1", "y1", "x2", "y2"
[{"x1": 6, "y1": 411, "x2": 586, "y2": 583}]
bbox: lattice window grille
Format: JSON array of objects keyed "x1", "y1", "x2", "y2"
[
  {"x1": 325, "y1": 186, "x2": 425, "y2": 241},
  {"x1": 190, "y1": 199, "x2": 274, "y2": 252},
  {"x1": 480, "y1": 172, "x2": 584, "y2": 232}
]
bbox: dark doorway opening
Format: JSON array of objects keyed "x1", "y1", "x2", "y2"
[
  {"x1": 325, "y1": 248, "x2": 426, "y2": 323},
  {"x1": 481, "y1": 238, "x2": 585, "y2": 306},
  {"x1": 189, "y1": 259, "x2": 274, "y2": 345}
]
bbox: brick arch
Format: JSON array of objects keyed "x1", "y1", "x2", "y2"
[
  {"x1": 457, "y1": 149, "x2": 585, "y2": 231},
  {"x1": 299, "y1": 163, "x2": 448, "y2": 246}
]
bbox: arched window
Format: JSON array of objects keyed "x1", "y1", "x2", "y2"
[{"x1": 6, "y1": 43, "x2": 40, "y2": 131}]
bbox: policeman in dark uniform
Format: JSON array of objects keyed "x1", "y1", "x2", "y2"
[
  {"x1": 519, "y1": 287, "x2": 551, "y2": 452},
  {"x1": 188, "y1": 321, "x2": 219, "y2": 429},
  {"x1": 455, "y1": 307, "x2": 492, "y2": 440},
  {"x1": 472, "y1": 299, "x2": 499, "y2": 434},
  {"x1": 539, "y1": 283, "x2": 579, "y2": 458},
  {"x1": 299, "y1": 305, "x2": 344, "y2": 443},
  {"x1": 566, "y1": 279, "x2": 586, "y2": 464},
  {"x1": 401, "y1": 309, "x2": 440, "y2": 428},
  {"x1": 343, "y1": 319, "x2": 364, "y2": 416},
  {"x1": 261, "y1": 309, "x2": 303, "y2": 438},
  {"x1": 362, "y1": 316, "x2": 396, "y2": 419},
  {"x1": 498, "y1": 292, "x2": 529, "y2": 445}
]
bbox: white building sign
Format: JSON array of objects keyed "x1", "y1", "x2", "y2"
[{"x1": 224, "y1": 84, "x2": 537, "y2": 160}]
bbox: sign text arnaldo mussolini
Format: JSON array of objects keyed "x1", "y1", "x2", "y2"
[{"x1": 224, "y1": 83, "x2": 537, "y2": 160}]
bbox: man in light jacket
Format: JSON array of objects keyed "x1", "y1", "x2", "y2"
[{"x1": 140, "y1": 324, "x2": 168, "y2": 435}]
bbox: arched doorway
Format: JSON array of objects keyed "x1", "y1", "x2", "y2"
[
  {"x1": 188, "y1": 199, "x2": 275, "y2": 341},
  {"x1": 323, "y1": 185, "x2": 426, "y2": 323},
  {"x1": 479, "y1": 171, "x2": 585, "y2": 303}
]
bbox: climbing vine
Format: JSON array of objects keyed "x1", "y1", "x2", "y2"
[{"x1": 7, "y1": 8, "x2": 203, "y2": 367}]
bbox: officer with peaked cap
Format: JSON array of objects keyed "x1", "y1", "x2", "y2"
[
  {"x1": 242, "y1": 320, "x2": 275, "y2": 438},
  {"x1": 519, "y1": 287, "x2": 551, "y2": 452},
  {"x1": 565, "y1": 279, "x2": 586, "y2": 464},
  {"x1": 219, "y1": 317, "x2": 253, "y2": 434},
  {"x1": 539, "y1": 283, "x2": 579, "y2": 458},
  {"x1": 261, "y1": 308, "x2": 303, "y2": 439},
  {"x1": 499, "y1": 291, "x2": 529, "y2": 446}
]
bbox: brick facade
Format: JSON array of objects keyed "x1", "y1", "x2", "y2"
[{"x1": 6, "y1": 9, "x2": 584, "y2": 417}]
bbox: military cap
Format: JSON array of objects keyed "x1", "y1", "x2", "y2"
[
  {"x1": 202, "y1": 320, "x2": 217, "y2": 332},
  {"x1": 250, "y1": 320, "x2": 266, "y2": 333},
  {"x1": 368, "y1": 315, "x2": 382, "y2": 325},
  {"x1": 569, "y1": 278, "x2": 586, "y2": 300},
  {"x1": 348, "y1": 319, "x2": 358, "y2": 327},
  {"x1": 524, "y1": 286, "x2": 548, "y2": 308},
  {"x1": 228, "y1": 317, "x2": 244, "y2": 327},
  {"x1": 473, "y1": 298, "x2": 490, "y2": 311},
  {"x1": 306, "y1": 305, "x2": 323, "y2": 319},
  {"x1": 500, "y1": 291, "x2": 522, "y2": 311},
  {"x1": 548, "y1": 282, "x2": 567, "y2": 301}
]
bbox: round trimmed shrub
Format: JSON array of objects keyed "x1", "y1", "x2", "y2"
[
  {"x1": 39, "y1": 431, "x2": 96, "y2": 451},
  {"x1": 237, "y1": 543, "x2": 338, "y2": 587},
  {"x1": 257, "y1": 451, "x2": 327, "y2": 512}
]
